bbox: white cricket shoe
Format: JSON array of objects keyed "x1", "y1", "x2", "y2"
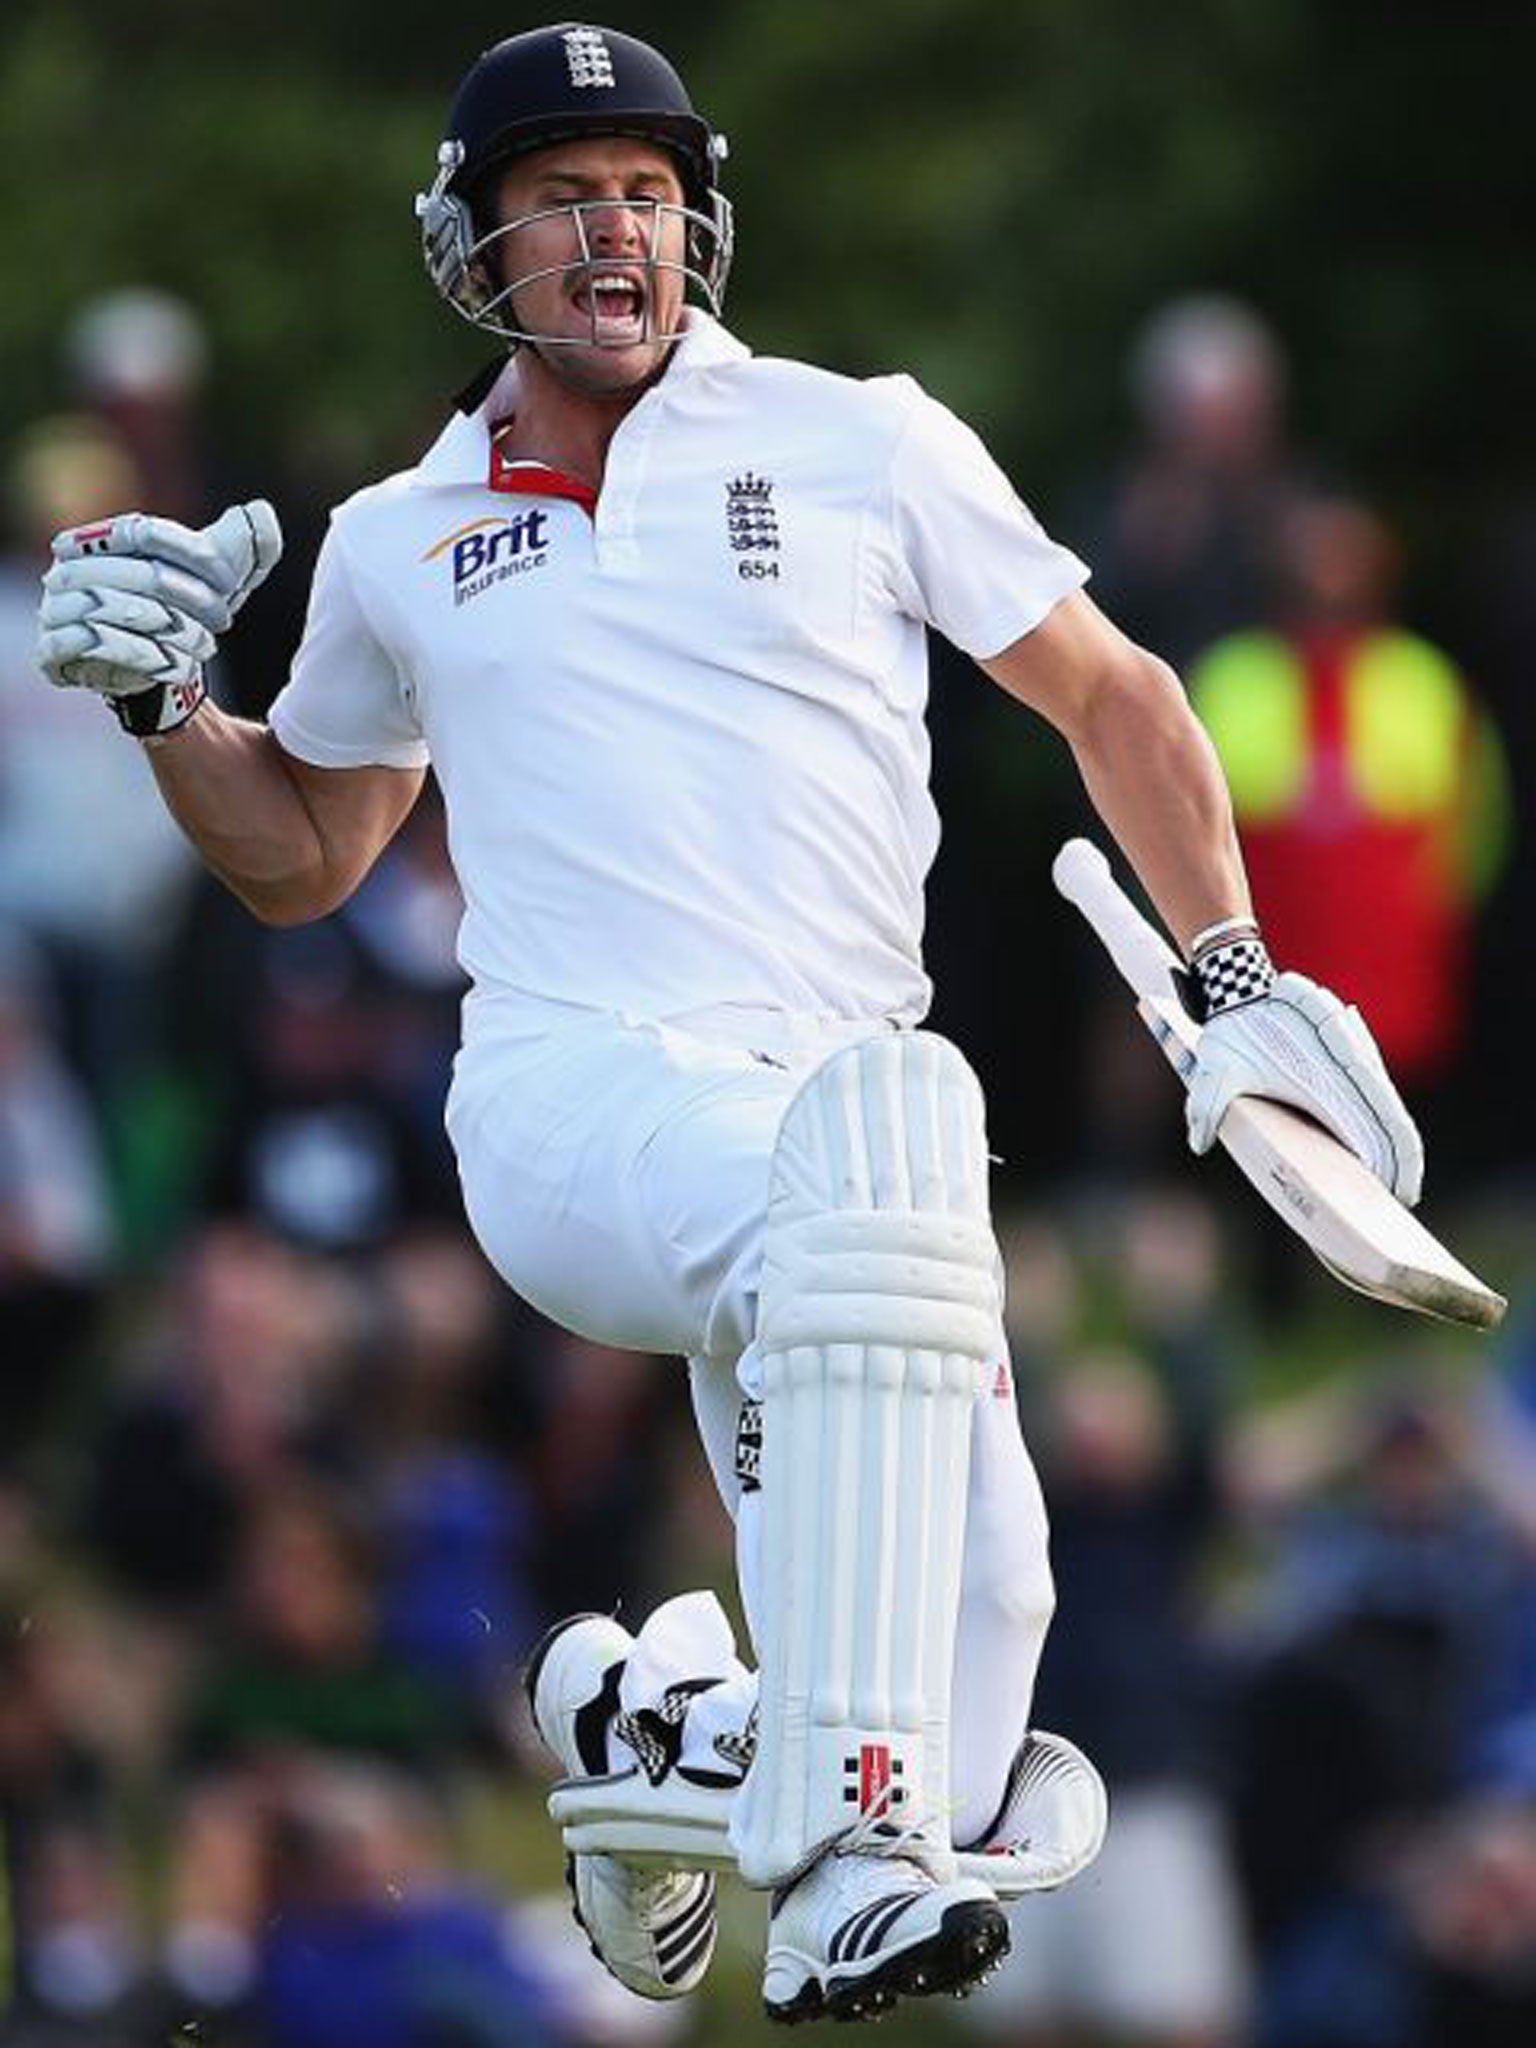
[
  {"x1": 525, "y1": 1612, "x2": 718, "y2": 2001},
  {"x1": 763, "y1": 1848, "x2": 1009, "y2": 2025},
  {"x1": 964, "y1": 1729, "x2": 1109, "y2": 1891}
]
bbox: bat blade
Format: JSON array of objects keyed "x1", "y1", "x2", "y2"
[{"x1": 1053, "y1": 837, "x2": 1506, "y2": 1330}]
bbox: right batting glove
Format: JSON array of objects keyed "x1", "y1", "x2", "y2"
[
  {"x1": 1186, "y1": 954, "x2": 1424, "y2": 1208},
  {"x1": 36, "y1": 500, "x2": 283, "y2": 737}
]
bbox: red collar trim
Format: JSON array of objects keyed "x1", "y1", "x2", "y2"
[{"x1": 488, "y1": 423, "x2": 598, "y2": 515}]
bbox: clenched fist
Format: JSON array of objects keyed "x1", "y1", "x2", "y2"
[{"x1": 37, "y1": 501, "x2": 283, "y2": 736}]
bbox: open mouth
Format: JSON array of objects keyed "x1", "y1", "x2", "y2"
[{"x1": 569, "y1": 267, "x2": 650, "y2": 346}]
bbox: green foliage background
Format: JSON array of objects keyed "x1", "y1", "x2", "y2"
[{"x1": 1, "y1": 0, "x2": 1531, "y2": 540}]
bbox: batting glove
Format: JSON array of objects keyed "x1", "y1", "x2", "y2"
[
  {"x1": 37, "y1": 501, "x2": 283, "y2": 737},
  {"x1": 1187, "y1": 967, "x2": 1424, "y2": 1208}
]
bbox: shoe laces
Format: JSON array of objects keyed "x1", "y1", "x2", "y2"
[
  {"x1": 833, "y1": 1800, "x2": 955, "y2": 1885},
  {"x1": 770, "y1": 1792, "x2": 964, "y2": 1910}
]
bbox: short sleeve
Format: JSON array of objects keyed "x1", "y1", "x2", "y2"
[
  {"x1": 885, "y1": 384, "x2": 1089, "y2": 659},
  {"x1": 267, "y1": 520, "x2": 429, "y2": 769}
]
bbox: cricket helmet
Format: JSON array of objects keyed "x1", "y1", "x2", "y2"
[{"x1": 415, "y1": 23, "x2": 733, "y2": 346}]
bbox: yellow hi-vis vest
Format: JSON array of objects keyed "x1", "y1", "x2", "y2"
[{"x1": 1189, "y1": 628, "x2": 1509, "y2": 898}]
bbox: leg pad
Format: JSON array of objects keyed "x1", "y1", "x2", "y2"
[{"x1": 729, "y1": 1032, "x2": 1001, "y2": 1886}]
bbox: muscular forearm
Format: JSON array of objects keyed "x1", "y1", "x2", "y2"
[
  {"x1": 1070, "y1": 651, "x2": 1252, "y2": 957},
  {"x1": 983, "y1": 597, "x2": 1255, "y2": 958},
  {"x1": 142, "y1": 700, "x2": 334, "y2": 924}
]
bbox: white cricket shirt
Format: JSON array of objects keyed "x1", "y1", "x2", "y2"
[{"x1": 268, "y1": 315, "x2": 1087, "y2": 1037}]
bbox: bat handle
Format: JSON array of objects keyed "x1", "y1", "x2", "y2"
[{"x1": 1051, "y1": 838, "x2": 1183, "y2": 1000}]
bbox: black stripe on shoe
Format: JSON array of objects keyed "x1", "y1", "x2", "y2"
[
  {"x1": 522, "y1": 1612, "x2": 629, "y2": 1778},
  {"x1": 830, "y1": 1891, "x2": 922, "y2": 1965},
  {"x1": 848, "y1": 1892, "x2": 923, "y2": 1961},
  {"x1": 658, "y1": 1912, "x2": 717, "y2": 1986},
  {"x1": 655, "y1": 1877, "x2": 718, "y2": 1984},
  {"x1": 829, "y1": 1901, "x2": 881, "y2": 1966},
  {"x1": 654, "y1": 1879, "x2": 716, "y2": 1966},
  {"x1": 822, "y1": 1899, "x2": 1011, "y2": 2022},
  {"x1": 572, "y1": 1658, "x2": 626, "y2": 1776}
]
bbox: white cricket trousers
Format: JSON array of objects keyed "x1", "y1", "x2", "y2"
[{"x1": 447, "y1": 995, "x2": 1054, "y2": 1843}]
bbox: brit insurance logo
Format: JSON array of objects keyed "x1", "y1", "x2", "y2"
[{"x1": 421, "y1": 510, "x2": 550, "y2": 607}]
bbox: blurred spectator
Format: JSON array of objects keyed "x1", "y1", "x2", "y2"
[
  {"x1": 335, "y1": 781, "x2": 469, "y2": 1159},
  {"x1": 365, "y1": 1225, "x2": 538, "y2": 1697},
  {"x1": 1190, "y1": 493, "x2": 1511, "y2": 1090},
  {"x1": 253, "y1": 1761, "x2": 576, "y2": 2048},
  {"x1": 64, "y1": 283, "x2": 331, "y2": 723},
  {"x1": 82, "y1": 1221, "x2": 356, "y2": 1613},
  {"x1": 1226, "y1": 1374, "x2": 1534, "y2": 2048},
  {"x1": 1403, "y1": 1800, "x2": 1536, "y2": 2048},
  {"x1": 184, "y1": 794, "x2": 467, "y2": 1252},
  {"x1": 1086, "y1": 294, "x2": 1310, "y2": 669},
  {"x1": 529, "y1": 1330, "x2": 695, "y2": 1626},
  {"x1": 996, "y1": 1207, "x2": 1080, "y2": 1381},
  {"x1": 1069, "y1": 299, "x2": 1315, "y2": 1186},
  {"x1": 1471, "y1": 501, "x2": 1536, "y2": 1167},
  {"x1": 1461, "y1": 1314, "x2": 1536, "y2": 1804},
  {"x1": 340, "y1": 786, "x2": 464, "y2": 1009},
  {"x1": 160, "y1": 1483, "x2": 480, "y2": 2014},
  {"x1": 198, "y1": 914, "x2": 463, "y2": 1251},
  {"x1": 154, "y1": 1756, "x2": 581, "y2": 2044},
  {"x1": 0, "y1": 1619, "x2": 113, "y2": 2022},
  {"x1": 18, "y1": 1822, "x2": 144, "y2": 2030},
  {"x1": 979, "y1": 1199, "x2": 1250, "y2": 2048},
  {"x1": 508, "y1": 1891, "x2": 697, "y2": 2046},
  {"x1": 0, "y1": 415, "x2": 199, "y2": 1107},
  {"x1": 0, "y1": 1593, "x2": 190, "y2": 2038},
  {"x1": 0, "y1": 932, "x2": 114, "y2": 1456},
  {"x1": 178, "y1": 1479, "x2": 470, "y2": 1771},
  {"x1": 65, "y1": 289, "x2": 210, "y2": 530}
]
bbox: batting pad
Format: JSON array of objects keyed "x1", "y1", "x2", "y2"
[{"x1": 730, "y1": 1031, "x2": 1001, "y2": 1888}]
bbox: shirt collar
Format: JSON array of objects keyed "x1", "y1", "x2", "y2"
[{"x1": 416, "y1": 313, "x2": 752, "y2": 487}]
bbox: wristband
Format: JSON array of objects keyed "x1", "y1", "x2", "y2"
[
  {"x1": 1188, "y1": 913, "x2": 1260, "y2": 956},
  {"x1": 110, "y1": 674, "x2": 207, "y2": 739},
  {"x1": 1190, "y1": 932, "x2": 1275, "y2": 1019}
]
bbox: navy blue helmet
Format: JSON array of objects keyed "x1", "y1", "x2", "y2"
[{"x1": 415, "y1": 23, "x2": 732, "y2": 344}]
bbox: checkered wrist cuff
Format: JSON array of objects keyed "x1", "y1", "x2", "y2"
[{"x1": 1191, "y1": 933, "x2": 1275, "y2": 1017}]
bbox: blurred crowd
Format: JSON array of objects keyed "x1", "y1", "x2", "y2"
[{"x1": 0, "y1": 286, "x2": 1532, "y2": 2046}]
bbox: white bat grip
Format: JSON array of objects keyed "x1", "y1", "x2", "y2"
[{"x1": 1051, "y1": 838, "x2": 1182, "y2": 1000}]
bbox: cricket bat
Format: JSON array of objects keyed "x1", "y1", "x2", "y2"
[{"x1": 1052, "y1": 837, "x2": 1506, "y2": 1330}]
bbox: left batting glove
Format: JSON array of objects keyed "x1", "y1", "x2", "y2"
[
  {"x1": 36, "y1": 500, "x2": 282, "y2": 737},
  {"x1": 1184, "y1": 929, "x2": 1423, "y2": 1208}
]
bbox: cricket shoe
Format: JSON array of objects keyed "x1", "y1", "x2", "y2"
[
  {"x1": 525, "y1": 1612, "x2": 718, "y2": 2001},
  {"x1": 963, "y1": 1729, "x2": 1109, "y2": 1893},
  {"x1": 763, "y1": 1846, "x2": 1009, "y2": 2026}
]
